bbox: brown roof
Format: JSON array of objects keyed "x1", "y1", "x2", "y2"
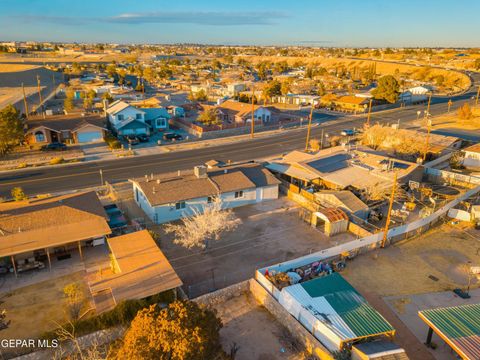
[
  {"x1": 335, "y1": 96, "x2": 370, "y2": 105},
  {"x1": 214, "y1": 100, "x2": 264, "y2": 119},
  {"x1": 0, "y1": 192, "x2": 111, "y2": 257},
  {"x1": 465, "y1": 143, "x2": 480, "y2": 153},
  {"x1": 26, "y1": 114, "x2": 106, "y2": 133},
  {"x1": 132, "y1": 163, "x2": 279, "y2": 206},
  {"x1": 89, "y1": 230, "x2": 182, "y2": 306}
]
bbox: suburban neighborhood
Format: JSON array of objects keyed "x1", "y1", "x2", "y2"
[{"x1": 0, "y1": 1, "x2": 480, "y2": 360}]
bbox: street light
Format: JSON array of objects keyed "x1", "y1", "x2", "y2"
[{"x1": 99, "y1": 169, "x2": 104, "y2": 186}]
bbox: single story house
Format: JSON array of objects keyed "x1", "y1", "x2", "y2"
[
  {"x1": 106, "y1": 100, "x2": 149, "y2": 136},
  {"x1": 332, "y1": 96, "x2": 370, "y2": 113},
  {"x1": 208, "y1": 100, "x2": 272, "y2": 124},
  {"x1": 130, "y1": 162, "x2": 280, "y2": 224},
  {"x1": 462, "y1": 143, "x2": 480, "y2": 168},
  {"x1": 88, "y1": 230, "x2": 182, "y2": 313},
  {"x1": 0, "y1": 192, "x2": 111, "y2": 276},
  {"x1": 266, "y1": 147, "x2": 423, "y2": 193},
  {"x1": 272, "y1": 94, "x2": 320, "y2": 106},
  {"x1": 26, "y1": 114, "x2": 106, "y2": 144}
]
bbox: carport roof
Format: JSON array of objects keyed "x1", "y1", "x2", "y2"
[
  {"x1": 419, "y1": 303, "x2": 480, "y2": 360},
  {"x1": 89, "y1": 230, "x2": 182, "y2": 306},
  {"x1": 0, "y1": 192, "x2": 111, "y2": 257}
]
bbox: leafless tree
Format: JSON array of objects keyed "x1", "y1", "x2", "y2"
[{"x1": 164, "y1": 198, "x2": 240, "y2": 249}]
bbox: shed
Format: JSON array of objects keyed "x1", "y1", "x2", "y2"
[
  {"x1": 315, "y1": 190, "x2": 370, "y2": 220},
  {"x1": 278, "y1": 273, "x2": 395, "y2": 351},
  {"x1": 352, "y1": 341, "x2": 408, "y2": 360},
  {"x1": 312, "y1": 207, "x2": 349, "y2": 236}
]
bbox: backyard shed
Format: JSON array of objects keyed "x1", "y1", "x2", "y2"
[
  {"x1": 278, "y1": 273, "x2": 395, "y2": 352},
  {"x1": 312, "y1": 207, "x2": 349, "y2": 236}
]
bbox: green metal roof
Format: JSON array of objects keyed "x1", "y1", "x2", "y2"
[
  {"x1": 419, "y1": 303, "x2": 480, "y2": 359},
  {"x1": 301, "y1": 273, "x2": 395, "y2": 339}
]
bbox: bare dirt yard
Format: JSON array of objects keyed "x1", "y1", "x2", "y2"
[
  {"x1": 342, "y1": 223, "x2": 480, "y2": 297},
  {"x1": 114, "y1": 188, "x2": 357, "y2": 298},
  {"x1": 215, "y1": 291, "x2": 304, "y2": 360},
  {"x1": 0, "y1": 272, "x2": 90, "y2": 340},
  {"x1": 0, "y1": 64, "x2": 40, "y2": 73}
]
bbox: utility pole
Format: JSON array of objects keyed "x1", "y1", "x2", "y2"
[
  {"x1": 381, "y1": 171, "x2": 397, "y2": 248},
  {"x1": 36, "y1": 75, "x2": 44, "y2": 117},
  {"x1": 423, "y1": 118, "x2": 432, "y2": 162},
  {"x1": 447, "y1": 99, "x2": 452, "y2": 113},
  {"x1": 476, "y1": 86, "x2": 480, "y2": 106},
  {"x1": 52, "y1": 73, "x2": 56, "y2": 99},
  {"x1": 366, "y1": 98, "x2": 373, "y2": 127},
  {"x1": 22, "y1": 83, "x2": 29, "y2": 119},
  {"x1": 250, "y1": 86, "x2": 255, "y2": 138},
  {"x1": 305, "y1": 103, "x2": 314, "y2": 151},
  {"x1": 320, "y1": 128, "x2": 324, "y2": 150},
  {"x1": 425, "y1": 92, "x2": 432, "y2": 119}
]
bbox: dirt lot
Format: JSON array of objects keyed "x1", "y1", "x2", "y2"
[
  {"x1": 0, "y1": 64, "x2": 39, "y2": 72},
  {"x1": 215, "y1": 291, "x2": 304, "y2": 360},
  {"x1": 116, "y1": 190, "x2": 356, "y2": 298},
  {"x1": 0, "y1": 272, "x2": 91, "y2": 340},
  {"x1": 342, "y1": 223, "x2": 480, "y2": 297}
]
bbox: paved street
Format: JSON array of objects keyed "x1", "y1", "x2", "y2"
[{"x1": 0, "y1": 73, "x2": 479, "y2": 198}]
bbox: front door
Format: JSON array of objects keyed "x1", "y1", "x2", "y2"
[{"x1": 50, "y1": 131, "x2": 59, "y2": 143}]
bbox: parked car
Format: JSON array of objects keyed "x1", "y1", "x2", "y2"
[
  {"x1": 340, "y1": 129, "x2": 356, "y2": 136},
  {"x1": 137, "y1": 134, "x2": 149, "y2": 142},
  {"x1": 126, "y1": 135, "x2": 139, "y2": 145},
  {"x1": 41, "y1": 142, "x2": 67, "y2": 151},
  {"x1": 163, "y1": 132, "x2": 183, "y2": 141}
]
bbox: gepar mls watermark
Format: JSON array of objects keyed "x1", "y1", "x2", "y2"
[{"x1": 1, "y1": 339, "x2": 59, "y2": 349}]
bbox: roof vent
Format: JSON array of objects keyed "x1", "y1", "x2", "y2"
[
  {"x1": 152, "y1": 187, "x2": 156, "y2": 194},
  {"x1": 194, "y1": 165, "x2": 208, "y2": 179}
]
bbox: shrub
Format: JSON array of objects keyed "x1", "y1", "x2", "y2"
[
  {"x1": 42, "y1": 290, "x2": 176, "y2": 340},
  {"x1": 104, "y1": 134, "x2": 122, "y2": 150},
  {"x1": 16, "y1": 162, "x2": 27, "y2": 169},
  {"x1": 11, "y1": 187, "x2": 28, "y2": 201},
  {"x1": 49, "y1": 157, "x2": 64, "y2": 165}
]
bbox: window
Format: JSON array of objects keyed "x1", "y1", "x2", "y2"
[
  {"x1": 117, "y1": 114, "x2": 124, "y2": 121},
  {"x1": 234, "y1": 191, "x2": 244, "y2": 199},
  {"x1": 34, "y1": 131, "x2": 45, "y2": 142},
  {"x1": 175, "y1": 201, "x2": 186, "y2": 210},
  {"x1": 207, "y1": 196, "x2": 212, "y2": 203},
  {"x1": 136, "y1": 113, "x2": 142, "y2": 120},
  {"x1": 156, "y1": 118, "x2": 166, "y2": 128}
]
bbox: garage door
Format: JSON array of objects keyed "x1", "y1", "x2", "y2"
[{"x1": 77, "y1": 131, "x2": 103, "y2": 143}]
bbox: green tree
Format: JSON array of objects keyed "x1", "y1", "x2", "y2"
[
  {"x1": 11, "y1": 187, "x2": 28, "y2": 201},
  {"x1": 0, "y1": 105, "x2": 24, "y2": 156},
  {"x1": 195, "y1": 89, "x2": 208, "y2": 102},
  {"x1": 198, "y1": 108, "x2": 221, "y2": 125},
  {"x1": 102, "y1": 92, "x2": 114, "y2": 104},
  {"x1": 262, "y1": 80, "x2": 282, "y2": 100},
  {"x1": 64, "y1": 90, "x2": 75, "y2": 112},
  {"x1": 371, "y1": 75, "x2": 400, "y2": 103},
  {"x1": 116, "y1": 301, "x2": 224, "y2": 360}
]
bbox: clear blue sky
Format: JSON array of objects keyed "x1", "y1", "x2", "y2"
[{"x1": 1, "y1": 0, "x2": 479, "y2": 47}]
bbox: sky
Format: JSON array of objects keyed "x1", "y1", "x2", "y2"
[{"x1": 1, "y1": 0, "x2": 479, "y2": 47}]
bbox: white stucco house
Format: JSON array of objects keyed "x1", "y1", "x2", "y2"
[{"x1": 130, "y1": 163, "x2": 280, "y2": 224}]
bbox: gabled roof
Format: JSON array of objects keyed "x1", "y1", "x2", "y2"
[
  {"x1": 107, "y1": 100, "x2": 145, "y2": 115},
  {"x1": 140, "y1": 107, "x2": 171, "y2": 121},
  {"x1": 335, "y1": 96, "x2": 370, "y2": 105},
  {"x1": 131, "y1": 163, "x2": 279, "y2": 206},
  {"x1": 0, "y1": 192, "x2": 111, "y2": 257},
  {"x1": 213, "y1": 100, "x2": 266, "y2": 119},
  {"x1": 26, "y1": 114, "x2": 106, "y2": 134},
  {"x1": 316, "y1": 190, "x2": 369, "y2": 214}
]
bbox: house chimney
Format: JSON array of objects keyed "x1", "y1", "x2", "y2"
[{"x1": 194, "y1": 165, "x2": 207, "y2": 179}]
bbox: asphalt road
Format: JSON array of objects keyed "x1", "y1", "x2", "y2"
[{"x1": 1, "y1": 73, "x2": 479, "y2": 198}]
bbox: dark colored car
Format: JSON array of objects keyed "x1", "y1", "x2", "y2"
[
  {"x1": 41, "y1": 142, "x2": 67, "y2": 151},
  {"x1": 163, "y1": 132, "x2": 183, "y2": 141},
  {"x1": 137, "y1": 134, "x2": 149, "y2": 142},
  {"x1": 126, "y1": 135, "x2": 139, "y2": 145}
]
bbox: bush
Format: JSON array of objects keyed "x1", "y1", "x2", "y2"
[
  {"x1": 49, "y1": 157, "x2": 64, "y2": 165},
  {"x1": 104, "y1": 134, "x2": 122, "y2": 150},
  {"x1": 11, "y1": 187, "x2": 28, "y2": 201},
  {"x1": 42, "y1": 290, "x2": 176, "y2": 340}
]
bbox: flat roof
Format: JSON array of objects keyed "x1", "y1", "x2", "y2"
[
  {"x1": 0, "y1": 192, "x2": 111, "y2": 257},
  {"x1": 89, "y1": 230, "x2": 182, "y2": 304},
  {"x1": 419, "y1": 303, "x2": 480, "y2": 360}
]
